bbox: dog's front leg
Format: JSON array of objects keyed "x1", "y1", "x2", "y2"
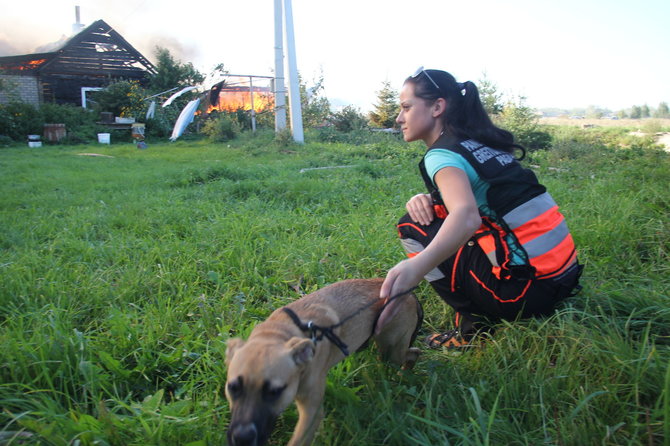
[{"x1": 287, "y1": 376, "x2": 326, "y2": 446}]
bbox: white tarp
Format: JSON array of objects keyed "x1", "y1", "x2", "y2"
[
  {"x1": 162, "y1": 86, "x2": 198, "y2": 107},
  {"x1": 169, "y1": 98, "x2": 200, "y2": 141}
]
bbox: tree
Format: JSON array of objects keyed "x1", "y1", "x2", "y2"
[
  {"x1": 630, "y1": 105, "x2": 642, "y2": 119},
  {"x1": 148, "y1": 47, "x2": 205, "y2": 94},
  {"x1": 585, "y1": 105, "x2": 604, "y2": 119},
  {"x1": 369, "y1": 81, "x2": 398, "y2": 128},
  {"x1": 496, "y1": 95, "x2": 551, "y2": 150},
  {"x1": 654, "y1": 102, "x2": 669, "y2": 118},
  {"x1": 299, "y1": 71, "x2": 331, "y2": 128},
  {"x1": 478, "y1": 71, "x2": 504, "y2": 115},
  {"x1": 641, "y1": 104, "x2": 651, "y2": 118}
]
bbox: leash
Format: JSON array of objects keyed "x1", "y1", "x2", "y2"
[{"x1": 282, "y1": 286, "x2": 418, "y2": 357}]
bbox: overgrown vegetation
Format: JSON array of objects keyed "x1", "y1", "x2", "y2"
[
  {"x1": 201, "y1": 112, "x2": 242, "y2": 142},
  {"x1": 1, "y1": 129, "x2": 668, "y2": 444},
  {"x1": 0, "y1": 101, "x2": 105, "y2": 144},
  {"x1": 495, "y1": 96, "x2": 552, "y2": 151}
]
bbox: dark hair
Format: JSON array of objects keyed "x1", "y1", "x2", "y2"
[{"x1": 406, "y1": 70, "x2": 525, "y2": 159}]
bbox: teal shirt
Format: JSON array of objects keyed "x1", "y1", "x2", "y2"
[{"x1": 424, "y1": 149, "x2": 494, "y2": 218}]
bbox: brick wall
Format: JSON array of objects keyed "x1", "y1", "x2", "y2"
[{"x1": 0, "y1": 75, "x2": 40, "y2": 106}]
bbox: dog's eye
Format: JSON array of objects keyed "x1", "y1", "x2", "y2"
[
  {"x1": 227, "y1": 377, "x2": 243, "y2": 399},
  {"x1": 262, "y1": 382, "x2": 286, "y2": 402}
]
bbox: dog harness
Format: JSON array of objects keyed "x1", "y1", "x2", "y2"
[
  {"x1": 282, "y1": 307, "x2": 352, "y2": 355},
  {"x1": 281, "y1": 287, "x2": 421, "y2": 357},
  {"x1": 419, "y1": 135, "x2": 577, "y2": 281}
]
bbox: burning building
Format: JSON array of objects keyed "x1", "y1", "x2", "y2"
[
  {"x1": 0, "y1": 19, "x2": 155, "y2": 107},
  {"x1": 207, "y1": 76, "x2": 274, "y2": 114}
]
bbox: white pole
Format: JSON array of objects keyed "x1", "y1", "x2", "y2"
[
  {"x1": 273, "y1": 0, "x2": 287, "y2": 132},
  {"x1": 249, "y1": 76, "x2": 257, "y2": 133},
  {"x1": 283, "y1": 0, "x2": 304, "y2": 143}
]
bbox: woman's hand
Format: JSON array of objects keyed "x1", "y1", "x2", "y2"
[
  {"x1": 406, "y1": 193, "x2": 434, "y2": 226},
  {"x1": 375, "y1": 258, "x2": 426, "y2": 334}
]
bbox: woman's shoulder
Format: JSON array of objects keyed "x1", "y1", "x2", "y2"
[
  {"x1": 425, "y1": 148, "x2": 468, "y2": 166},
  {"x1": 424, "y1": 149, "x2": 473, "y2": 181}
]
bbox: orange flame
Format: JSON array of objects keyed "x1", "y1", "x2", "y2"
[
  {"x1": 207, "y1": 86, "x2": 274, "y2": 114},
  {"x1": 13, "y1": 59, "x2": 47, "y2": 71}
]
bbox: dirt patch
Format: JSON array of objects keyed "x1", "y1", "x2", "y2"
[{"x1": 657, "y1": 133, "x2": 670, "y2": 151}]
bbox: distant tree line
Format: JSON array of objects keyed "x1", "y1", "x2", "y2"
[
  {"x1": 625, "y1": 102, "x2": 669, "y2": 119},
  {"x1": 540, "y1": 103, "x2": 669, "y2": 119}
]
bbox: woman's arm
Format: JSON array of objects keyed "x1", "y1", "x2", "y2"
[{"x1": 376, "y1": 167, "x2": 481, "y2": 331}]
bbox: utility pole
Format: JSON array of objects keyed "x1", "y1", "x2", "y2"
[
  {"x1": 276, "y1": 0, "x2": 304, "y2": 143},
  {"x1": 273, "y1": 0, "x2": 287, "y2": 133}
]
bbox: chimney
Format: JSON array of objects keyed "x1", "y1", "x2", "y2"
[{"x1": 72, "y1": 6, "x2": 85, "y2": 34}]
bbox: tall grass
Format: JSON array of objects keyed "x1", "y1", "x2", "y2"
[{"x1": 1, "y1": 130, "x2": 668, "y2": 445}]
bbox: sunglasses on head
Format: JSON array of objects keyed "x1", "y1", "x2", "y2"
[{"x1": 411, "y1": 66, "x2": 442, "y2": 92}]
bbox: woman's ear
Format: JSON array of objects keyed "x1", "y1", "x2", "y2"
[{"x1": 432, "y1": 98, "x2": 447, "y2": 118}]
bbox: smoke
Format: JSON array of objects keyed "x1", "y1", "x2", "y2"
[
  {"x1": 0, "y1": 15, "x2": 70, "y2": 57},
  {"x1": 0, "y1": 39, "x2": 20, "y2": 57},
  {"x1": 134, "y1": 34, "x2": 201, "y2": 67},
  {"x1": 34, "y1": 35, "x2": 70, "y2": 53},
  {"x1": 0, "y1": 30, "x2": 45, "y2": 57}
]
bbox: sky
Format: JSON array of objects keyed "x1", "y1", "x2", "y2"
[{"x1": 1, "y1": 0, "x2": 668, "y2": 113}]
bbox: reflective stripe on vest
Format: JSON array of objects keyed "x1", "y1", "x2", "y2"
[{"x1": 501, "y1": 192, "x2": 576, "y2": 278}]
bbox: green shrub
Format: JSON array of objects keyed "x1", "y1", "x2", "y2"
[
  {"x1": 145, "y1": 103, "x2": 183, "y2": 139},
  {"x1": 0, "y1": 102, "x2": 43, "y2": 141},
  {"x1": 40, "y1": 103, "x2": 103, "y2": 144},
  {"x1": 330, "y1": 105, "x2": 368, "y2": 133},
  {"x1": 90, "y1": 80, "x2": 147, "y2": 119},
  {"x1": 315, "y1": 126, "x2": 346, "y2": 143},
  {"x1": 41, "y1": 103, "x2": 97, "y2": 128},
  {"x1": 0, "y1": 134, "x2": 13, "y2": 147},
  {"x1": 495, "y1": 99, "x2": 552, "y2": 150},
  {"x1": 201, "y1": 113, "x2": 241, "y2": 142},
  {"x1": 273, "y1": 128, "x2": 295, "y2": 147}
]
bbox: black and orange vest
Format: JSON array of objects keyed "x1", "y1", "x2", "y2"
[{"x1": 419, "y1": 135, "x2": 577, "y2": 281}]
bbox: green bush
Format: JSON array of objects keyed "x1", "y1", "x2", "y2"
[
  {"x1": 90, "y1": 80, "x2": 147, "y2": 119},
  {"x1": 0, "y1": 101, "x2": 115, "y2": 144},
  {"x1": 146, "y1": 105, "x2": 180, "y2": 139},
  {"x1": 40, "y1": 103, "x2": 104, "y2": 144},
  {"x1": 0, "y1": 102, "x2": 43, "y2": 141},
  {"x1": 495, "y1": 99, "x2": 552, "y2": 151},
  {"x1": 273, "y1": 128, "x2": 295, "y2": 147},
  {"x1": 41, "y1": 103, "x2": 96, "y2": 128},
  {"x1": 201, "y1": 113, "x2": 241, "y2": 142},
  {"x1": 330, "y1": 105, "x2": 368, "y2": 132},
  {"x1": 0, "y1": 134, "x2": 13, "y2": 147}
]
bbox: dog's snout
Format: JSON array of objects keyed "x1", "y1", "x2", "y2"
[{"x1": 229, "y1": 423, "x2": 258, "y2": 446}]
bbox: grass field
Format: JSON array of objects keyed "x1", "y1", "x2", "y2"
[{"x1": 1, "y1": 130, "x2": 669, "y2": 445}]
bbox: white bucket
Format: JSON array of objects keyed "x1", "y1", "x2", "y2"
[{"x1": 97, "y1": 133, "x2": 111, "y2": 144}]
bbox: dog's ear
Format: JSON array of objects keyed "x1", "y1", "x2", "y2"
[
  {"x1": 286, "y1": 337, "x2": 315, "y2": 366},
  {"x1": 225, "y1": 338, "x2": 245, "y2": 365}
]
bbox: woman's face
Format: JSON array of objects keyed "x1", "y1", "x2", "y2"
[{"x1": 396, "y1": 82, "x2": 442, "y2": 145}]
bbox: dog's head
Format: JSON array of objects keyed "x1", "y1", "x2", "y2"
[{"x1": 225, "y1": 336, "x2": 315, "y2": 446}]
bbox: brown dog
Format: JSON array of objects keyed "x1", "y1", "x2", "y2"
[{"x1": 225, "y1": 278, "x2": 422, "y2": 446}]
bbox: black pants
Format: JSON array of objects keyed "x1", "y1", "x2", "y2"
[{"x1": 397, "y1": 213, "x2": 582, "y2": 334}]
